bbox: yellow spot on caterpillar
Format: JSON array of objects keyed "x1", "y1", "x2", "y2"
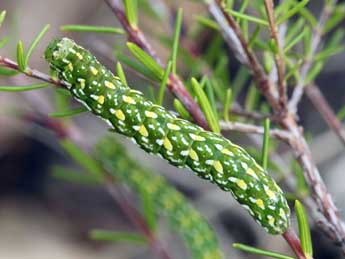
[
  {"x1": 189, "y1": 149, "x2": 199, "y2": 161},
  {"x1": 213, "y1": 160, "x2": 223, "y2": 174},
  {"x1": 163, "y1": 137, "x2": 173, "y2": 151},
  {"x1": 66, "y1": 63, "x2": 73, "y2": 71},
  {"x1": 138, "y1": 124, "x2": 148, "y2": 137},
  {"x1": 268, "y1": 216, "x2": 275, "y2": 226},
  {"x1": 122, "y1": 95, "x2": 136, "y2": 104},
  {"x1": 256, "y1": 199, "x2": 265, "y2": 209},
  {"x1": 236, "y1": 179, "x2": 247, "y2": 190},
  {"x1": 76, "y1": 52, "x2": 83, "y2": 60},
  {"x1": 167, "y1": 123, "x2": 181, "y2": 130},
  {"x1": 265, "y1": 189, "x2": 276, "y2": 200},
  {"x1": 246, "y1": 168, "x2": 258, "y2": 179},
  {"x1": 90, "y1": 66, "x2": 98, "y2": 75},
  {"x1": 279, "y1": 208, "x2": 286, "y2": 219},
  {"x1": 221, "y1": 148, "x2": 233, "y2": 156},
  {"x1": 77, "y1": 78, "x2": 85, "y2": 89},
  {"x1": 189, "y1": 133, "x2": 205, "y2": 141},
  {"x1": 145, "y1": 110, "x2": 158, "y2": 118},
  {"x1": 104, "y1": 80, "x2": 115, "y2": 89},
  {"x1": 112, "y1": 109, "x2": 125, "y2": 121},
  {"x1": 97, "y1": 95, "x2": 105, "y2": 104}
]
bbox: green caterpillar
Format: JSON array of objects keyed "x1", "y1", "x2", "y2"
[
  {"x1": 95, "y1": 136, "x2": 223, "y2": 259},
  {"x1": 45, "y1": 38, "x2": 290, "y2": 234}
]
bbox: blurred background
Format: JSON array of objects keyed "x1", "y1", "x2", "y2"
[{"x1": 0, "y1": 0, "x2": 344, "y2": 258}]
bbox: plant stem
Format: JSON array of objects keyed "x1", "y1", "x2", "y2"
[
  {"x1": 264, "y1": 0, "x2": 287, "y2": 110},
  {"x1": 219, "y1": 120, "x2": 292, "y2": 144},
  {"x1": 283, "y1": 227, "x2": 308, "y2": 259}
]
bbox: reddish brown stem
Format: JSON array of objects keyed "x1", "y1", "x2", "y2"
[
  {"x1": 0, "y1": 56, "x2": 66, "y2": 87},
  {"x1": 283, "y1": 227, "x2": 307, "y2": 259},
  {"x1": 264, "y1": 0, "x2": 287, "y2": 110}
]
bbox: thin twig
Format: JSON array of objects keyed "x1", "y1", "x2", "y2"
[
  {"x1": 219, "y1": 120, "x2": 292, "y2": 144},
  {"x1": 305, "y1": 84, "x2": 345, "y2": 146},
  {"x1": 264, "y1": 0, "x2": 287, "y2": 110},
  {"x1": 288, "y1": 0, "x2": 339, "y2": 113},
  {"x1": 0, "y1": 56, "x2": 66, "y2": 87},
  {"x1": 230, "y1": 105, "x2": 277, "y2": 122},
  {"x1": 104, "y1": 0, "x2": 209, "y2": 130}
]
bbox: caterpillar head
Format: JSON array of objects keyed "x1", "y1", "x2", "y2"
[{"x1": 44, "y1": 38, "x2": 76, "y2": 70}]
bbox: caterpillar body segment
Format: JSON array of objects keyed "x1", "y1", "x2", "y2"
[{"x1": 45, "y1": 37, "x2": 290, "y2": 234}]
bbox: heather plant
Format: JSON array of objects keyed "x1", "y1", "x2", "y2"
[{"x1": 0, "y1": 1, "x2": 345, "y2": 258}]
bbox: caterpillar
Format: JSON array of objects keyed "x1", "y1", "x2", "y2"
[
  {"x1": 45, "y1": 38, "x2": 290, "y2": 235},
  {"x1": 95, "y1": 136, "x2": 223, "y2": 259}
]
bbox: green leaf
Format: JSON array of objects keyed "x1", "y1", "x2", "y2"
[
  {"x1": 49, "y1": 107, "x2": 88, "y2": 118},
  {"x1": 191, "y1": 78, "x2": 220, "y2": 133},
  {"x1": 324, "y1": 5, "x2": 345, "y2": 33},
  {"x1": 223, "y1": 88, "x2": 232, "y2": 122},
  {"x1": 90, "y1": 230, "x2": 147, "y2": 244},
  {"x1": 284, "y1": 27, "x2": 307, "y2": 53},
  {"x1": 173, "y1": 98, "x2": 191, "y2": 120},
  {"x1": 313, "y1": 46, "x2": 345, "y2": 62},
  {"x1": 195, "y1": 15, "x2": 219, "y2": 31},
  {"x1": 140, "y1": 190, "x2": 157, "y2": 231},
  {"x1": 16, "y1": 40, "x2": 26, "y2": 71},
  {"x1": 116, "y1": 53, "x2": 160, "y2": 82},
  {"x1": 202, "y1": 77, "x2": 218, "y2": 118},
  {"x1": 226, "y1": 9, "x2": 269, "y2": 26},
  {"x1": 295, "y1": 200, "x2": 313, "y2": 259},
  {"x1": 245, "y1": 84, "x2": 261, "y2": 111},
  {"x1": 171, "y1": 8, "x2": 183, "y2": 75},
  {"x1": 261, "y1": 119, "x2": 271, "y2": 170},
  {"x1": 276, "y1": 0, "x2": 309, "y2": 24},
  {"x1": 61, "y1": 25, "x2": 124, "y2": 34},
  {"x1": 0, "y1": 67, "x2": 18, "y2": 76},
  {"x1": 0, "y1": 83, "x2": 49, "y2": 92},
  {"x1": 248, "y1": 25, "x2": 262, "y2": 48},
  {"x1": 126, "y1": 42, "x2": 164, "y2": 79},
  {"x1": 60, "y1": 139, "x2": 103, "y2": 180},
  {"x1": 0, "y1": 10, "x2": 6, "y2": 28},
  {"x1": 51, "y1": 165, "x2": 99, "y2": 185},
  {"x1": 25, "y1": 24, "x2": 50, "y2": 67},
  {"x1": 124, "y1": 0, "x2": 138, "y2": 28},
  {"x1": 305, "y1": 61, "x2": 323, "y2": 85},
  {"x1": 299, "y1": 7, "x2": 317, "y2": 27},
  {"x1": 233, "y1": 243, "x2": 295, "y2": 259},
  {"x1": 157, "y1": 61, "x2": 172, "y2": 106},
  {"x1": 116, "y1": 62, "x2": 128, "y2": 86}
]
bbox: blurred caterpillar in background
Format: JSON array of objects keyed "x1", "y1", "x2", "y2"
[
  {"x1": 95, "y1": 136, "x2": 223, "y2": 259},
  {"x1": 45, "y1": 37, "x2": 290, "y2": 234}
]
